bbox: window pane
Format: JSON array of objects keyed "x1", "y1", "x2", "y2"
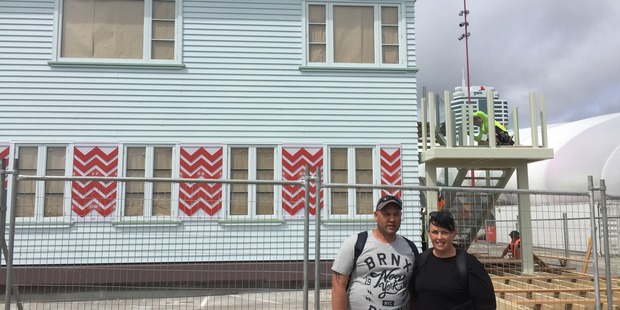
[
  {"x1": 308, "y1": 5, "x2": 326, "y2": 63},
  {"x1": 382, "y1": 45, "x2": 399, "y2": 64},
  {"x1": 153, "y1": 21, "x2": 174, "y2": 40},
  {"x1": 381, "y1": 7, "x2": 399, "y2": 64},
  {"x1": 153, "y1": 0, "x2": 175, "y2": 19},
  {"x1": 355, "y1": 148, "x2": 373, "y2": 214},
  {"x1": 308, "y1": 5, "x2": 325, "y2": 23},
  {"x1": 230, "y1": 148, "x2": 248, "y2": 215},
  {"x1": 256, "y1": 148, "x2": 274, "y2": 215},
  {"x1": 309, "y1": 45, "x2": 326, "y2": 63},
  {"x1": 125, "y1": 147, "x2": 145, "y2": 216},
  {"x1": 152, "y1": 41, "x2": 174, "y2": 60},
  {"x1": 44, "y1": 147, "x2": 66, "y2": 217},
  {"x1": 333, "y1": 6, "x2": 374, "y2": 63},
  {"x1": 61, "y1": 0, "x2": 144, "y2": 59},
  {"x1": 153, "y1": 147, "x2": 172, "y2": 216},
  {"x1": 152, "y1": 0, "x2": 175, "y2": 60},
  {"x1": 381, "y1": 6, "x2": 398, "y2": 24},
  {"x1": 330, "y1": 148, "x2": 348, "y2": 214},
  {"x1": 16, "y1": 147, "x2": 37, "y2": 217}
]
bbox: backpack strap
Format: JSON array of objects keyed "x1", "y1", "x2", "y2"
[
  {"x1": 456, "y1": 248, "x2": 468, "y2": 282},
  {"x1": 347, "y1": 231, "x2": 369, "y2": 289},
  {"x1": 403, "y1": 236, "x2": 420, "y2": 257},
  {"x1": 353, "y1": 231, "x2": 369, "y2": 270}
]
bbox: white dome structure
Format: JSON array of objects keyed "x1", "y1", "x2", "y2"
[{"x1": 506, "y1": 112, "x2": 620, "y2": 195}]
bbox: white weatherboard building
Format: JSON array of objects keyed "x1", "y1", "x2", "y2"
[{"x1": 0, "y1": 0, "x2": 421, "y2": 267}]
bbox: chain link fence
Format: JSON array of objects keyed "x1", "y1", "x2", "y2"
[{"x1": 1, "y1": 163, "x2": 618, "y2": 309}]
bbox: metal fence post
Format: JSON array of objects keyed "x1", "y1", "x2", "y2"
[
  {"x1": 587, "y1": 176, "x2": 602, "y2": 310},
  {"x1": 563, "y1": 213, "x2": 570, "y2": 260},
  {"x1": 599, "y1": 179, "x2": 613, "y2": 309},
  {"x1": 314, "y1": 167, "x2": 322, "y2": 310},
  {"x1": 303, "y1": 165, "x2": 310, "y2": 310}
]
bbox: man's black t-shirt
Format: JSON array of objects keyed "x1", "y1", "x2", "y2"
[{"x1": 413, "y1": 251, "x2": 496, "y2": 309}]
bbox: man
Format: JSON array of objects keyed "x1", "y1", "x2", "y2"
[
  {"x1": 500, "y1": 230, "x2": 521, "y2": 259},
  {"x1": 331, "y1": 195, "x2": 418, "y2": 310},
  {"x1": 472, "y1": 111, "x2": 514, "y2": 146}
]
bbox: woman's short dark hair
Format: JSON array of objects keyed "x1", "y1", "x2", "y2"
[{"x1": 429, "y1": 210, "x2": 456, "y2": 232}]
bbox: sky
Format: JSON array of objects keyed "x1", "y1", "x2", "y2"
[{"x1": 415, "y1": 0, "x2": 620, "y2": 126}]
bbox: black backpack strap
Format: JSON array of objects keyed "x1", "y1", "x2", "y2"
[
  {"x1": 353, "y1": 231, "x2": 368, "y2": 269},
  {"x1": 413, "y1": 247, "x2": 432, "y2": 277},
  {"x1": 456, "y1": 248, "x2": 468, "y2": 282},
  {"x1": 402, "y1": 236, "x2": 420, "y2": 257},
  {"x1": 347, "y1": 231, "x2": 368, "y2": 290}
]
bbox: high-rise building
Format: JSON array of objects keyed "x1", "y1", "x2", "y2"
[{"x1": 450, "y1": 85, "x2": 510, "y2": 128}]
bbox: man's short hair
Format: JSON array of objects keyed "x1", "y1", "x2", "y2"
[{"x1": 509, "y1": 230, "x2": 520, "y2": 237}]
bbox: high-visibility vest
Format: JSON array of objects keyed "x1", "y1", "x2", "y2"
[{"x1": 509, "y1": 239, "x2": 521, "y2": 258}]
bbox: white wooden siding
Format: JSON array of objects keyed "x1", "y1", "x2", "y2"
[{"x1": 0, "y1": 0, "x2": 421, "y2": 264}]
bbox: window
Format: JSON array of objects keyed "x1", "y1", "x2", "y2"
[
  {"x1": 329, "y1": 147, "x2": 374, "y2": 216},
  {"x1": 15, "y1": 146, "x2": 68, "y2": 218},
  {"x1": 58, "y1": 0, "x2": 179, "y2": 62},
  {"x1": 306, "y1": 3, "x2": 402, "y2": 66},
  {"x1": 229, "y1": 147, "x2": 276, "y2": 218},
  {"x1": 123, "y1": 146, "x2": 174, "y2": 217}
]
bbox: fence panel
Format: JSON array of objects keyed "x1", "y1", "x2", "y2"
[{"x1": 0, "y1": 173, "x2": 618, "y2": 309}]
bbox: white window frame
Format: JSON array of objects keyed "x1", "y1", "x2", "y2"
[
  {"x1": 302, "y1": 1, "x2": 406, "y2": 68},
  {"x1": 225, "y1": 146, "x2": 280, "y2": 220},
  {"x1": 52, "y1": 0, "x2": 184, "y2": 65},
  {"x1": 326, "y1": 145, "x2": 378, "y2": 219},
  {"x1": 120, "y1": 145, "x2": 178, "y2": 219},
  {"x1": 11, "y1": 144, "x2": 72, "y2": 223}
]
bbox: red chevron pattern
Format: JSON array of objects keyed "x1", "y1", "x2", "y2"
[
  {"x1": 0, "y1": 145, "x2": 8, "y2": 189},
  {"x1": 282, "y1": 147, "x2": 323, "y2": 216},
  {"x1": 71, "y1": 146, "x2": 119, "y2": 217},
  {"x1": 380, "y1": 146, "x2": 402, "y2": 198},
  {"x1": 179, "y1": 147, "x2": 223, "y2": 216}
]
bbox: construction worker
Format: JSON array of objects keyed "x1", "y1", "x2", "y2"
[
  {"x1": 472, "y1": 111, "x2": 514, "y2": 146},
  {"x1": 500, "y1": 230, "x2": 521, "y2": 259}
]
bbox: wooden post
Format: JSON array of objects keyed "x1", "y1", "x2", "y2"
[{"x1": 581, "y1": 236, "x2": 592, "y2": 273}]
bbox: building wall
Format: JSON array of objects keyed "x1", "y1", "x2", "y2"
[{"x1": 0, "y1": 0, "x2": 421, "y2": 264}]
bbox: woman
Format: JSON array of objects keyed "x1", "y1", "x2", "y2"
[{"x1": 412, "y1": 210, "x2": 496, "y2": 309}]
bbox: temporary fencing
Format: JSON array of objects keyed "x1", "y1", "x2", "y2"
[{"x1": 1, "y1": 161, "x2": 618, "y2": 309}]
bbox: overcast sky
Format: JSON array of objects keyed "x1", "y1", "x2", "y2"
[{"x1": 415, "y1": 0, "x2": 620, "y2": 126}]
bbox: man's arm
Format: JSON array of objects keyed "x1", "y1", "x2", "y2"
[
  {"x1": 500, "y1": 245, "x2": 509, "y2": 258},
  {"x1": 332, "y1": 271, "x2": 349, "y2": 310}
]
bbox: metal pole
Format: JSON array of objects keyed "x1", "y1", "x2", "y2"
[
  {"x1": 314, "y1": 167, "x2": 322, "y2": 310},
  {"x1": 563, "y1": 213, "x2": 570, "y2": 260},
  {"x1": 587, "y1": 176, "x2": 602, "y2": 310},
  {"x1": 599, "y1": 179, "x2": 613, "y2": 309},
  {"x1": 303, "y1": 165, "x2": 310, "y2": 310},
  {"x1": 6, "y1": 159, "x2": 20, "y2": 310}
]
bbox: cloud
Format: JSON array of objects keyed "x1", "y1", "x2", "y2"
[{"x1": 415, "y1": 0, "x2": 620, "y2": 125}]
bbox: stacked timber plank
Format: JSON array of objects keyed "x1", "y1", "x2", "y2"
[{"x1": 478, "y1": 257, "x2": 620, "y2": 310}]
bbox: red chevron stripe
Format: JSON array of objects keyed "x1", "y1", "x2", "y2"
[
  {"x1": 180, "y1": 159, "x2": 223, "y2": 175},
  {"x1": 381, "y1": 189, "x2": 402, "y2": 197},
  {"x1": 179, "y1": 146, "x2": 223, "y2": 217},
  {"x1": 282, "y1": 147, "x2": 324, "y2": 216},
  {"x1": 381, "y1": 173, "x2": 402, "y2": 184},
  {"x1": 381, "y1": 159, "x2": 402, "y2": 172},
  {"x1": 74, "y1": 147, "x2": 119, "y2": 163},
  {"x1": 380, "y1": 148, "x2": 400, "y2": 162},
  {"x1": 1, "y1": 146, "x2": 9, "y2": 189},
  {"x1": 72, "y1": 146, "x2": 118, "y2": 218},
  {"x1": 180, "y1": 147, "x2": 223, "y2": 162}
]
